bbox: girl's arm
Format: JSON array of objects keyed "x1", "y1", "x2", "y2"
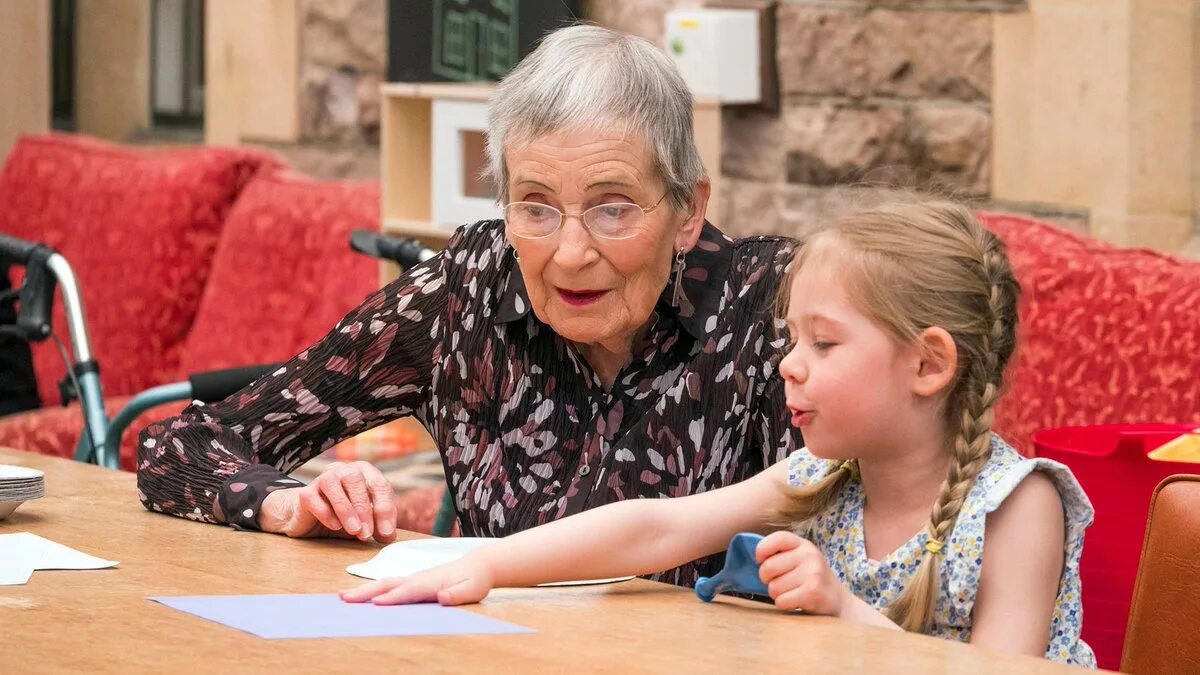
[
  {"x1": 839, "y1": 593, "x2": 904, "y2": 630},
  {"x1": 343, "y1": 459, "x2": 790, "y2": 605},
  {"x1": 970, "y1": 471, "x2": 1066, "y2": 657}
]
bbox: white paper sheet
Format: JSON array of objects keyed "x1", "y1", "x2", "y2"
[
  {"x1": 346, "y1": 537, "x2": 633, "y2": 587},
  {"x1": 346, "y1": 537, "x2": 496, "y2": 579},
  {"x1": 0, "y1": 535, "x2": 41, "y2": 585},
  {"x1": 0, "y1": 532, "x2": 119, "y2": 586}
]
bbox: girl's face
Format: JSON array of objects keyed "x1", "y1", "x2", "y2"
[{"x1": 777, "y1": 258, "x2": 930, "y2": 461}]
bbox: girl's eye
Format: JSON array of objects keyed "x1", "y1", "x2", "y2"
[{"x1": 812, "y1": 341, "x2": 835, "y2": 351}]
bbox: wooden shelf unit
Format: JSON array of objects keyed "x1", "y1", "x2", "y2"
[{"x1": 379, "y1": 81, "x2": 723, "y2": 283}]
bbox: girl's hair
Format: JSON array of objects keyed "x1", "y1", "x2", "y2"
[{"x1": 775, "y1": 200, "x2": 1021, "y2": 633}]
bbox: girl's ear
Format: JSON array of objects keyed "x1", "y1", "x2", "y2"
[{"x1": 912, "y1": 327, "x2": 958, "y2": 398}]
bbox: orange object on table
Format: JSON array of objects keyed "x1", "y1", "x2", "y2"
[{"x1": 333, "y1": 419, "x2": 428, "y2": 462}]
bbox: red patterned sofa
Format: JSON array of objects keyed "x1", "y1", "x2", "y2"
[
  {"x1": 0, "y1": 133, "x2": 446, "y2": 532},
  {"x1": 2, "y1": 135, "x2": 1198, "y2": 544},
  {"x1": 0, "y1": 134, "x2": 279, "y2": 407},
  {"x1": 982, "y1": 212, "x2": 1200, "y2": 452}
]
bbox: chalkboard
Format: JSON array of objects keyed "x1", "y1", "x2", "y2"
[{"x1": 388, "y1": 0, "x2": 582, "y2": 83}]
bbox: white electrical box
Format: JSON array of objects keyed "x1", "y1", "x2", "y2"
[{"x1": 664, "y1": 8, "x2": 761, "y2": 104}]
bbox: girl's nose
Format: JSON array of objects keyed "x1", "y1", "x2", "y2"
[{"x1": 778, "y1": 345, "x2": 807, "y2": 383}]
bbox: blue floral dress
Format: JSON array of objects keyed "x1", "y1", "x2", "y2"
[{"x1": 787, "y1": 435, "x2": 1096, "y2": 667}]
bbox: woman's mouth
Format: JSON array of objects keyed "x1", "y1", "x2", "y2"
[{"x1": 556, "y1": 288, "x2": 609, "y2": 307}]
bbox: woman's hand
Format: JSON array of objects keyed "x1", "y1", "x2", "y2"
[
  {"x1": 340, "y1": 557, "x2": 495, "y2": 606},
  {"x1": 756, "y1": 530, "x2": 850, "y2": 617},
  {"x1": 258, "y1": 460, "x2": 398, "y2": 542}
]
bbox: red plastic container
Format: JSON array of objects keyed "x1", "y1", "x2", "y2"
[{"x1": 1032, "y1": 423, "x2": 1199, "y2": 671}]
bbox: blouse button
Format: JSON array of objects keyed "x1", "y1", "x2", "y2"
[{"x1": 578, "y1": 465, "x2": 591, "y2": 477}]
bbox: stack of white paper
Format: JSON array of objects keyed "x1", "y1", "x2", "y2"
[{"x1": 0, "y1": 532, "x2": 118, "y2": 586}]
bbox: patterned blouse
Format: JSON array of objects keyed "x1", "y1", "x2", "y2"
[
  {"x1": 137, "y1": 219, "x2": 803, "y2": 585},
  {"x1": 787, "y1": 435, "x2": 1096, "y2": 667}
]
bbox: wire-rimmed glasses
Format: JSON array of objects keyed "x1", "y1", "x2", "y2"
[{"x1": 503, "y1": 192, "x2": 668, "y2": 240}]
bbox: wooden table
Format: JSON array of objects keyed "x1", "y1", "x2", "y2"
[{"x1": 1, "y1": 449, "x2": 1090, "y2": 674}]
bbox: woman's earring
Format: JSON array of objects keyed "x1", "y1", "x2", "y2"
[
  {"x1": 512, "y1": 247, "x2": 520, "y2": 262},
  {"x1": 671, "y1": 247, "x2": 686, "y2": 307}
]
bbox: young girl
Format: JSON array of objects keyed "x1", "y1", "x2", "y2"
[{"x1": 343, "y1": 202, "x2": 1095, "y2": 666}]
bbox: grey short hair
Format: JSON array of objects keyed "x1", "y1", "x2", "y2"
[{"x1": 487, "y1": 24, "x2": 707, "y2": 212}]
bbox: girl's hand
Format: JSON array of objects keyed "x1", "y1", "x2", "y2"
[
  {"x1": 339, "y1": 557, "x2": 494, "y2": 606},
  {"x1": 756, "y1": 530, "x2": 849, "y2": 617}
]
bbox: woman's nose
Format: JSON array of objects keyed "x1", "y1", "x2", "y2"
[{"x1": 552, "y1": 214, "x2": 597, "y2": 270}]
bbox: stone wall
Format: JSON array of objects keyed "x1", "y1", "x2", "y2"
[
  {"x1": 285, "y1": 0, "x2": 1101, "y2": 241},
  {"x1": 1193, "y1": 0, "x2": 1200, "y2": 257},
  {"x1": 587, "y1": 0, "x2": 1021, "y2": 239},
  {"x1": 268, "y1": 0, "x2": 385, "y2": 180},
  {"x1": 299, "y1": 0, "x2": 385, "y2": 144}
]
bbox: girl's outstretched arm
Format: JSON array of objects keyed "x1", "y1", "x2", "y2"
[{"x1": 342, "y1": 459, "x2": 790, "y2": 605}]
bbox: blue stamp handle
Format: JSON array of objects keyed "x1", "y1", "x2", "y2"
[{"x1": 695, "y1": 532, "x2": 768, "y2": 602}]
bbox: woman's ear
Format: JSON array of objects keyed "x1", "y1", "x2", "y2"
[
  {"x1": 502, "y1": 226, "x2": 524, "y2": 266},
  {"x1": 911, "y1": 326, "x2": 958, "y2": 398},
  {"x1": 675, "y1": 178, "x2": 711, "y2": 251}
]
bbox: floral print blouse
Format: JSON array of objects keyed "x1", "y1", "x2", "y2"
[
  {"x1": 137, "y1": 219, "x2": 802, "y2": 585},
  {"x1": 787, "y1": 435, "x2": 1096, "y2": 667}
]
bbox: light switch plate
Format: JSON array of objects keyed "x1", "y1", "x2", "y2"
[
  {"x1": 703, "y1": 0, "x2": 779, "y2": 113},
  {"x1": 666, "y1": 7, "x2": 762, "y2": 104}
]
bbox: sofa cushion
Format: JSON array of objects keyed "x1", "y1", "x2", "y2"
[
  {"x1": 175, "y1": 171, "x2": 380, "y2": 377},
  {"x1": 0, "y1": 395, "x2": 184, "y2": 471},
  {"x1": 0, "y1": 134, "x2": 279, "y2": 405},
  {"x1": 982, "y1": 213, "x2": 1200, "y2": 453}
]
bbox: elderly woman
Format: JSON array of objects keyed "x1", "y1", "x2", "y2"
[{"x1": 137, "y1": 25, "x2": 801, "y2": 585}]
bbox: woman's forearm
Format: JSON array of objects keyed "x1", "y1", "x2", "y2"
[
  {"x1": 469, "y1": 497, "x2": 720, "y2": 588},
  {"x1": 137, "y1": 260, "x2": 445, "y2": 528},
  {"x1": 136, "y1": 409, "x2": 256, "y2": 522}
]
